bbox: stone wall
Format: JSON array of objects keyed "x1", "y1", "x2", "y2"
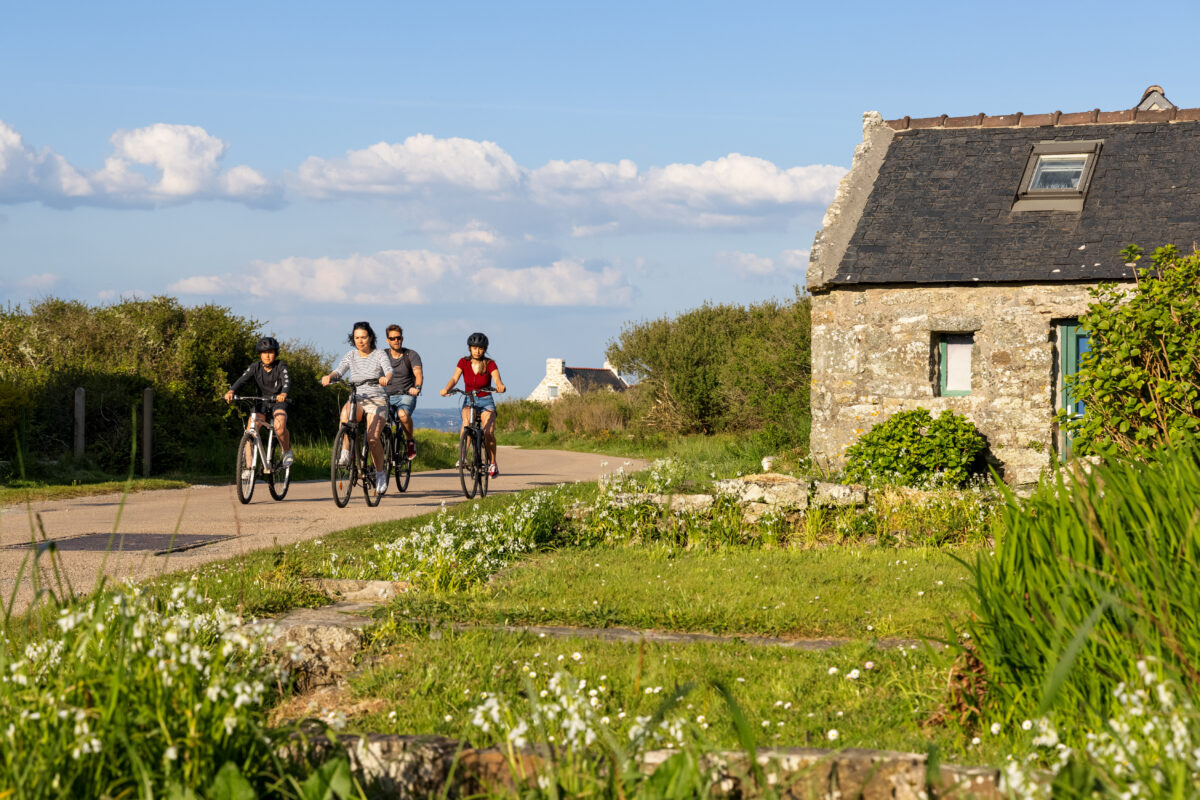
[{"x1": 809, "y1": 283, "x2": 1117, "y2": 486}]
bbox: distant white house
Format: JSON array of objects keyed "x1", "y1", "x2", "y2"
[{"x1": 526, "y1": 358, "x2": 628, "y2": 403}]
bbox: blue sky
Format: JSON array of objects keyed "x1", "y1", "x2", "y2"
[{"x1": 2, "y1": 0, "x2": 1197, "y2": 403}]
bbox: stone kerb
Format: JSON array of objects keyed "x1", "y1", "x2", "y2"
[{"x1": 296, "y1": 732, "x2": 1006, "y2": 799}]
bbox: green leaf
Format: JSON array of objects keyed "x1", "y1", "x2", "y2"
[
  {"x1": 209, "y1": 762, "x2": 258, "y2": 800},
  {"x1": 299, "y1": 758, "x2": 354, "y2": 800}
]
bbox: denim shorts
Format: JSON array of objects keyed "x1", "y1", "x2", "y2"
[
  {"x1": 388, "y1": 393, "x2": 417, "y2": 415},
  {"x1": 463, "y1": 393, "x2": 496, "y2": 414}
]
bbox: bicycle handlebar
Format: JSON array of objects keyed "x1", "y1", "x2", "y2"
[
  {"x1": 230, "y1": 395, "x2": 274, "y2": 402},
  {"x1": 447, "y1": 387, "x2": 502, "y2": 397}
]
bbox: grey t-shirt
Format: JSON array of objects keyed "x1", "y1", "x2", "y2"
[
  {"x1": 385, "y1": 347, "x2": 423, "y2": 395},
  {"x1": 332, "y1": 349, "x2": 393, "y2": 398}
]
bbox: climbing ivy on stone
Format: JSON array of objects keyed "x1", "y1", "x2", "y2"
[
  {"x1": 842, "y1": 407, "x2": 987, "y2": 488},
  {"x1": 1062, "y1": 244, "x2": 1200, "y2": 459}
]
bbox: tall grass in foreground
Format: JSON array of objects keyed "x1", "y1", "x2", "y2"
[{"x1": 967, "y1": 447, "x2": 1200, "y2": 724}]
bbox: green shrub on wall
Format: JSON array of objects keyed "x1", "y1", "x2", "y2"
[
  {"x1": 1061, "y1": 244, "x2": 1200, "y2": 459},
  {"x1": 842, "y1": 408, "x2": 987, "y2": 488}
]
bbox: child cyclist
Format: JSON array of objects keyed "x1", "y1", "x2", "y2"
[
  {"x1": 440, "y1": 331, "x2": 505, "y2": 477},
  {"x1": 224, "y1": 336, "x2": 294, "y2": 476}
]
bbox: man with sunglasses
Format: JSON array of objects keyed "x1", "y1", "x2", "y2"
[{"x1": 383, "y1": 324, "x2": 423, "y2": 460}]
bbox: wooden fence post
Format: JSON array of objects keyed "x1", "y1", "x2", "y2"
[
  {"x1": 142, "y1": 388, "x2": 153, "y2": 478},
  {"x1": 74, "y1": 387, "x2": 85, "y2": 460}
]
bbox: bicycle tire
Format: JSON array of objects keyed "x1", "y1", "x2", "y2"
[
  {"x1": 393, "y1": 428, "x2": 412, "y2": 492},
  {"x1": 267, "y1": 440, "x2": 290, "y2": 501},
  {"x1": 458, "y1": 430, "x2": 477, "y2": 499},
  {"x1": 362, "y1": 425, "x2": 383, "y2": 507},
  {"x1": 236, "y1": 432, "x2": 256, "y2": 504},
  {"x1": 364, "y1": 427, "x2": 390, "y2": 507},
  {"x1": 331, "y1": 427, "x2": 355, "y2": 508},
  {"x1": 479, "y1": 441, "x2": 490, "y2": 498}
]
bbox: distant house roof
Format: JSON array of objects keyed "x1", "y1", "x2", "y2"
[
  {"x1": 563, "y1": 367, "x2": 627, "y2": 393},
  {"x1": 826, "y1": 97, "x2": 1200, "y2": 286}
]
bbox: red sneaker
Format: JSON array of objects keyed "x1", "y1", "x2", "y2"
[
  {"x1": 487, "y1": 463, "x2": 498, "y2": 478},
  {"x1": 407, "y1": 440, "x2": 417, "y2": 460}
]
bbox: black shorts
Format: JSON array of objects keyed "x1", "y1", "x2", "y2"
[{"x1": 254, "y1": 400, "x2": 290, "y2": 417}]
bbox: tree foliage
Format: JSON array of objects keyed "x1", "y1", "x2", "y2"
[
  {"x1": 0, "y1": 296, "x2": 332, "y2": 478},
  {"x1": 1062, "y1": 244, "x2": 1200, "y2": 459},
  {"x1": 604, "y1": 292, "x2": 810, "y2": 438}
]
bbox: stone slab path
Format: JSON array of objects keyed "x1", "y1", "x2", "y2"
[{"x1": 1, "y1": 446, "x2": 640, "y2": 614}]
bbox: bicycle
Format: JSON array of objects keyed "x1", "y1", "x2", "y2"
[
  {"x1": 447, "y1": 387, "x2": 496, "y2": 499},
  {"x1": 328, "y1": 377, "x2": 391, "y2": 508},
  {"x1": 229, "y1": 396, "x2": 291, "y2": 504},
  {"x1": 383, "y1": 402, "x2": 413, "y2": 493}
]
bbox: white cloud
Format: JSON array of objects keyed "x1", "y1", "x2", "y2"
[
  {"x1": 171, "y1": 249, "x2": 630, "y2": 307},
  {"x1": 295, "y1": 133, "x2": 522, "y2": 198},
  {"x1": 473, "y1": 260, "x2": 631, "y2": 306},
  {"x1": 0, "y1": 120, "x2": 277, "y2": 207},
  {"x1": 718, "y1": 250, "x2": 776, "y2": 277},
  {"x1": 17, "y1": 272, "x2": 59, "y2": 290},
  {"x1": 294, "y1": 134, "x2": 844, "y2": 232},
  {"x1": 779, "y1": 249, "x2": 811, "y2": 272},
  {"x1": 170, "y1": 249, "x2": 453, "y2": 304}
]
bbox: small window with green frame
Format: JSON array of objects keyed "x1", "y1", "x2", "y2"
[{"x1": 935, "y1": 333, "x2": 974, "y2": 397}]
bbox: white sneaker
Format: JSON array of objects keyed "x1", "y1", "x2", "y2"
[
  {"x1": 375, "y1": 473, "x2": 388, "y2": 495},
  {"x1": 336, "y1": 450, "x2": 351, "y2": 467},
  {"x1": 282, "y1": 450, "x2": 294, "y2": 468},
  {"x1": 241, "y1": 469, "x2": 253, "y2": 482}
]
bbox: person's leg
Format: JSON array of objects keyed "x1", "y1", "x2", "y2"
[
  {"x1": 273, "y1": 410, "x2": 290, "y2": 451},
  {"x1": 481, "y1": 409, "x2": 497, "y2": 470},
  {"x1": 366, "y1": 409, "x2": 386, "y2": 471},
  {"x1": 244, "y1": 413, "x2": 262, "y2": 470},
  {"x1": 336, "y1": 401, "x2": 356, "y2": 465}
]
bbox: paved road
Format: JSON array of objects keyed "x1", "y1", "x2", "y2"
[{"x1": 1, "y1": 446, "x2": 642, "y2": 614}]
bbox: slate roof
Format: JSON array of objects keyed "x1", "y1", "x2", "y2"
[
  {"x1": 831, "y1": 110, "x2": 1200, "y2": 285},
  {"x1": 563, "y1": 367, "x2": 627, "y2": 392}
]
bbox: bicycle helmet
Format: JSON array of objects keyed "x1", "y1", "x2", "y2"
[
  {"x1": 467, "y1": 332, "x2": 489, "y2": 351},
  {"x1": 256, "y1": 336, "x2": 280, "y2": 353}
]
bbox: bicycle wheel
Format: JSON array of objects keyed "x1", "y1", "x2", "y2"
[
  {"x1": 479, "y1": 441, "x2": 490, "y2": 498},
  {"x1": 331, "y1": 427, "x2": 356, "y2": 508},
  {"x1": 458, "y1": 430, "x2": 477, "y2": 499},
  {"x1": 362, "y1": 425, "x2": 384, "y2": 507},
  {"x1": 267, "y1": 440, "x2": 290, "y2": 501},
  {"x1": 393, "y1": 428, "x2": 412, "y2": 493},
  {"x1": 235, "y1": 432, "x2": 256, "y2": 504}
]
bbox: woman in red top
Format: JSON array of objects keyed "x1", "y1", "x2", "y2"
[{"x1": 440, "y1": 332, "x2": 506, "y2": 477}]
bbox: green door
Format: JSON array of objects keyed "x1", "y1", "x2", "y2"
[{"x1": 1058, "y1": 322, "x2": 1090, "y2": 459}]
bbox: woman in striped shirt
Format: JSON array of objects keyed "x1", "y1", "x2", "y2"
[{"x1": 320, "y1": 321, "x2": 393, "y2": 495}]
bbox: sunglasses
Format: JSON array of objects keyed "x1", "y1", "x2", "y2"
[{"x1": 387, "y1": 335, "x2": 402, "y2": 341}]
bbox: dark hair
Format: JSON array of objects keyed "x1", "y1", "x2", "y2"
[
  {"x1": 348, "y1": 321, "x2": 377, "y2": 350},
  {"x1": 386, "y1": 324, "x2": 403, "y2": 338}
]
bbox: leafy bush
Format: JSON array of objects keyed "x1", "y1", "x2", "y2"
[
  {"x1": 964, "y1": 444, "x2": 1200, "y2": 742},
  {"x1": 605, "y1": 294, "x2": 810, "y2": 439},
  {"x1": 0, "y1": 296, "x2": 333, "y2": 479},
  {"x1": 841, "y1": 408, "x2": 987, "y2": 487},
  {"x1": 1061, "y1": 244, "x2": 1200, "y2": 459}
]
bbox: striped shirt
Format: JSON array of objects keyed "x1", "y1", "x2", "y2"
[{"x1": 332, "y1": 349, "x2": 393, "y2": 398}]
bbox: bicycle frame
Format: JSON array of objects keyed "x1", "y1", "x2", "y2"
[{"x1": 233, "y1": 397, "x2": 277, "y2": 474}]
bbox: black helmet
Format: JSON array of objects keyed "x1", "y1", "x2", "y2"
[
  {"x1": 467, "y1": 332, "x2": 489, "y2": 351},
  {"x1": 256, "y1": 336, "x2": 280, "y2": 353}
]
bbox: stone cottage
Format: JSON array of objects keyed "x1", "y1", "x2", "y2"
[
  {"x1": 807, "y1": 86, "x2": 1200, "y2": 485},
  {"x1": 526, "y1": 358, "x2": 628, "y2": 403}
]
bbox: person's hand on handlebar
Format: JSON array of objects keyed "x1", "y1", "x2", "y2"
[
  {"x1": 223, "y1": 389, "x2": 234, "y2": 404},
  {"x1": 320, "y1": 372, "x2": 337, "y2": 387}
]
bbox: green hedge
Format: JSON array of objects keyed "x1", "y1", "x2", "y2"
[{"x1": 0, "y1": 297, "x2": 333, "y2": 479}]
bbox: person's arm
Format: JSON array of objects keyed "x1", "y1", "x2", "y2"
[
  {"x1": 320, "y1": 352, "x2": 351, "y2": 386},
  {"x1": 377, "y1": 350, "x2": 393, "y2": 387},
  {"x1": 226, "y1": 364, "x2": 255, "y2": 402},
  {"x1": 440, "y1": 366, "x2": 464, "y2": 396},
  {"x1": 488, "y1": 361, "x2": 505, "y2": 394},
  {"x1": 409, "y1": 365, "x2": 423, "y2": 396},
  {"x1": 276, "y1": 363, "x2": 291, "y2": 403}
]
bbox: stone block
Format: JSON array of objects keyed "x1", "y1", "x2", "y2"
[
  {"x1": 300, "y1": 733, "x2": 460, "y2": 799},
  {"x1": 668, "y1": 494, "x2": 714, "y2": 514},
  {"x1": 812, "y1": 482, "x2": 868, "y2": 507}
]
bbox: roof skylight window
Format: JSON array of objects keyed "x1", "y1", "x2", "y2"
[{"x1": 1013, "y1": 140, "x2": 1102, "y2": 212}]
